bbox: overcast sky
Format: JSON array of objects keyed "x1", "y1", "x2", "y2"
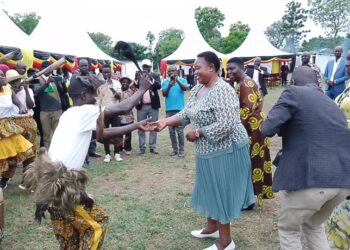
[{"x1": 1, "y1": 0, "x2": 325, "y2": 46}]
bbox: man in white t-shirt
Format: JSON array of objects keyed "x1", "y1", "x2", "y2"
[{"x1": 24, "y1": 72, "x2": 153, "y2": 249}]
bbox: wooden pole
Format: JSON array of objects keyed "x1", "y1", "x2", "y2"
[
  {"x1": 27, "y1": 57, "x2": 66, "y2": 81},
  {"x1": 0, "y1": 51, "x2": 16, "y2": 64}
]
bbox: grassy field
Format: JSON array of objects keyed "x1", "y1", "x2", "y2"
[{"x1": 2, "y1": 86, "x2": 284, "y2": 250}]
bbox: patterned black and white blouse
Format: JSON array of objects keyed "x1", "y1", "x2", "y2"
[{"x1": 176, "y1": 78, "x2": 248, "y2": 155}]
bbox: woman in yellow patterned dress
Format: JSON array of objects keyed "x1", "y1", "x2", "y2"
[
  {"x1": 0, "y1": 69, "x2": 33, "y2": 189},
  {"x1": 226, "y1": 58, "x2": 273, "y2": 208},
  {"x1": 326, "y1": 51, "x2": 350, "y2": 250}
]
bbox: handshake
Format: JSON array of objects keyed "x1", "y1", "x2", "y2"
[{"x1": 137, "y1": 118, "x2": 167, "y2": 132}]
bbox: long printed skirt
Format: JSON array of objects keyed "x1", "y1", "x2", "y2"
[{"x1": 249, "y1": 134, "x2": 274, "y2": 206}]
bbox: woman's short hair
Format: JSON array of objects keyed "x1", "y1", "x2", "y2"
[
  {"x1": 197, "y1": 51, "x2": 220, "y2": 72},
  {"x1": 227, "y1": 57, "x2": 244, "y2": 69}
]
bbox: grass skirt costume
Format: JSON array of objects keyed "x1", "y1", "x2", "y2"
[
  {"x1": 0, "y1": 118, "x2": 33, "y2": 173},
  {"x1": 24, "y1": 148, "x2": 108, "y2": 250},
  {"x1": 12, "y1": 116, "x2": 37, "y2": 157}
]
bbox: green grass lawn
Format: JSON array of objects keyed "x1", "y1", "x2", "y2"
[{"x1": 2, "y1": 86, "x2": 285, "y2": 250}]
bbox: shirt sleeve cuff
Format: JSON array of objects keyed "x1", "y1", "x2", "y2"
[{"x1": 175, "y1": 113, "x2": 190, "y2": 126}]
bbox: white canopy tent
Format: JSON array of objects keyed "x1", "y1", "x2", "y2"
[
  {"x1": 29, "y1": 13, "x2": 119, "y2": 62},
  {"x1": 226, "y1": 27, "x2": 292, "y2": 58},
  {"x1": 164, "y1": 16, "x2": 226, "y2": 62},
  {"x1": 0, "y1": 9, "x2": 31, "y2": 48}
]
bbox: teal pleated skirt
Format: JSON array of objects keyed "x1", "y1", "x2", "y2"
[{"x1": 189, "y1": 140, "x2": 256, "y2": 224}]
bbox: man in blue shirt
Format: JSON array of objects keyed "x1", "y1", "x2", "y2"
[{"x1": 161, "y1": 65, "x2": 189, "y2": 157}]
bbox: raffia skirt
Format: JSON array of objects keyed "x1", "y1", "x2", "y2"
[
  {"x1": 190, "y1": 140, "x2": 256, "y2": 224},
  {"x1": 0, "y1": 118, "x2": 33, "y2": 173},
  {"x1": 48, "y1": 205, "x2": 108, "y2": 250},
  {"x1": 12, "y1": 116, "x2": 37, "y2": 156}
]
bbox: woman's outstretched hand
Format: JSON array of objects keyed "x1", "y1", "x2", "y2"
[{"x1": 148, "y1": 119, "x2": 167, "y2": 132}]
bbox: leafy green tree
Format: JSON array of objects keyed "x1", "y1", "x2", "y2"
[
  {"x1": 221, "y1": 22, "x2": 250, "y2": 54},
  {"x1": 89, "y1": 32, "x2": 114, "y2": 56},
  {"x1": 281, "y1": 1, "x2": 310, "y2": 53},
  {"x1": 308, "y1": 0, "x2": 350, "y2": 44},
  {"x1": 229, "y1": 21, "x2": 250, "y2": 33},
  {"x1": 146, "y1": 31, "x2": 155, "y2": 58},
  {"x1": 195, "y1": 7, "x2": 224, "y2": 39},
  {"x1": 6, "y1": 11, "x2": 41, "y2": 35},
  {"x1": 265, "y1": 21, "x2": 287, "y2": 49},
  {"x1": 265, "y1": 1, "x2": 309, "y2": 52},
  {"x1": 153, "y1": 28, "x2": 184, "y2": 69},
  {"x1": 195, "y1": 7, "x2": 224, "y2": 51},
  {"x1": 301, "y1": 36, "x2": 345, "y2": 52}
]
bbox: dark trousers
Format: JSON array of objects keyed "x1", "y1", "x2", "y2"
[
  {"x1": 103, "y1": 116, "x2": 122, "y2": 155},
  {"x1": 281, "y1": 73, "x2": 288, "y2": 86},
  {"x1": 88, "y1": 140, "x2": 97, "y2": 154},
  {"x1": 121, "y1": 123, "x2": 132, "y2": 151},
  {"x1": 166, "y1": 110, "x2": 185, "y2": 153},
  {"x1": 33, "y1": 106, "x2": 44, "y2": 147}
]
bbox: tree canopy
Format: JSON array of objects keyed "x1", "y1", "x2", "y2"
[
  {"x1": 6, "y1": 11, "x2": 41, "y2": 35},
  {"x1": 265, "y1": 1, "x2": 309, "y2": 53},
  {"x1": 153, "y1": 28, "x2": 185, "y2": 69},
  {"x1": 308, "y1": 0, "x2": 350, "y2": 45},
  {"x1": 195, "y1": 7, "x2": 249, "y2": 53}
]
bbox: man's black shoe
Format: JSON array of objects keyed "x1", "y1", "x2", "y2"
[
  {"x1": 88, "y1": 152, "x2": 101, "y2": 158},
  {"x1": 0, "y1": 178, "x2": 9, "y2": 189},
  {"x1": 150, "y1": 149, "x2": 159, "y2": 154}
]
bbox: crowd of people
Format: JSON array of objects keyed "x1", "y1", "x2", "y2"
[{"x1": 0, "y1": 45, "x2": 349, "y2": 249}]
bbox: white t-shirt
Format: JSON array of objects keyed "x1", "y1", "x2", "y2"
[
  {"x1": 0, "y1": 85, "x2": 18, "y2": 118},
  {"x1": 48, "y1": 104, "x2": 101, "y2": 170},
  {"x1": 15, "y1": 88, "x2": 35, "y2": 116}
]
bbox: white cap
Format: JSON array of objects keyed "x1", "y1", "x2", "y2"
[{"x1": 141, "y1": 59, "x2": 152, "y2": 67}]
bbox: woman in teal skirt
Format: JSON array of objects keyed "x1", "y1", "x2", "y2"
[{"x1": 151, "y1": 51, "x2": 255, "y2": 250}]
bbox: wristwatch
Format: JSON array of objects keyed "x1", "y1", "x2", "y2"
[{"x1": 195, "y1": 128, "x2": 200, "y2": 138}]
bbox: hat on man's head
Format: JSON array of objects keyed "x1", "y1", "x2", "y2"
[
  {"x1": 120, "y1": 74, "x2": 132, "y2": 83},
  {"x1": 5, "y1": 69, "x2": 24, "y2": 83},
  {"x1": 141, "y1": 59, "x2": 152, "y2": 67}
]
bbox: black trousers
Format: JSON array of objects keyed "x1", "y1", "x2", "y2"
[
  {"x1": 103, "y1": 116, "x2": 122, "y2": 155},
  {"x1": 121, "y1": 123, "x2": 133, "y2": 151}
]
